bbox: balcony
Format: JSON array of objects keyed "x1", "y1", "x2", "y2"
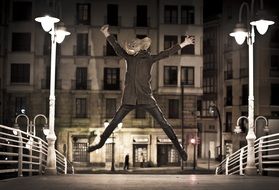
[
  {"x1": 133, "y1": 17, "x2": 150, "y2": 27},
  {"x1": 71, "y1": 80, "x2": 91, "y2": 90},
  {"x1": 270, "y1": 68, "x2": 279, "y2": 77},
  {"x1": 239, "y1": 96, "x2": 248, "y2": 105},
  {"x1": 224, "y1": 97, "x2": 232, "y2": 106},
  {"x1": 103, "y1": 80, "x2": 121, "y2": 91},
  {"x1": 240, "y1": 68, "x2": 248, "y2": 78},
  {"x1": 41, "y1": 79, "x2": 62, "y2": 90},
  {"x1": 224, "y1": 71, "x2": 233, "y2": 80},
  {"x1": 73, "y1": 45, "x2": 91, "y2": 56}
]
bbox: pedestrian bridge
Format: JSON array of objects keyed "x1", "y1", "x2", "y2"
[{"x1": 1, "y1": 124, "x2": 279, "y2": 189}]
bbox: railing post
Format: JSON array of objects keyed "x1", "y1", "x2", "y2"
[
  {"x1": 225, "y1": 157, "x2": 229, "y2": 175},
  {"x1": 39, "y1": 140, "x2": 43, "y2": 175},
  {"x1": 29, "y1": 139, "x2": 33, "y2": 176},
  {"x1": 258, "y1": 139, "x2": 264, "y2": 175},
  {"x1": 64, "y1": 157, "x2": 67, "y2": 174},
  {"x1": 17, "y1": 131, "x2": 23, "y2": 177},
  {"x1": 240, "y1": 148, "x2": 244, "y2": 175}
]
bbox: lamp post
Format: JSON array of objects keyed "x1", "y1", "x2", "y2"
[
  {"x1": 35, "y1": 15, "x2": 70, "y2": 175},
  {"x1": 104, "y1": 120, "x2": 122, "y2": 171},
  {"x1": 209, "y1": 103, "x2": 223, "y2": 162},
  {"x1": 229, "y1": 0, "x2": 274, "y2": 175},
  {"x1": 180, "y1": 82, "x2": 185, "y2": 170},
  {"x1": 190, "y1": 137, "x2": 196, "y2": 170}
]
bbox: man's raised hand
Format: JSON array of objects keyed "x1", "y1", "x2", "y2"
[{"x1": 100, "y1": 24, "x2": 110, "y2": 37}]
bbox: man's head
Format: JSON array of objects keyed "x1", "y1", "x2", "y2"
[{"x1": 124, "y1": 37, "x2": 151, "y2": 55}]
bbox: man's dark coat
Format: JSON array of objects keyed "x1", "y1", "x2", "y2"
[{"x1": 107, "y1": 35, "x2": 181, "y2": 105}]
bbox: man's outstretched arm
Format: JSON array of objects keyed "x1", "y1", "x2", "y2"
[
  {"x1": 100, "y1": 25, "x2": 128, "y2": 58},
  {"x1": 152, "y1": 35, "x2": 195, "y2": 62}
]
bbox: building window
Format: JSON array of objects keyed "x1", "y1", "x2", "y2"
[
  {"x1": 271, "y1": 111, "x2": 279, "y2": 117},
  {"x1": 76, "y1": 33, "x2": 88, "y2": 56},
  {"x1": 106, "y1": 98, "x2": 116, "y2": 118},
  {"x1": 225, "y1": 112, "x2": 232, "y2": 132},
  {"x1": 225, "y1": 85, "x2": 232, "y2": 106},
  {"x1": 164, "y1": 35, "x2": 178, "y2": 50},
  {"x1": 104, "y1": 68, "x2": 120, "y2": 90},
  {"x1": 106, "y1": 34, "x2": 117, "y2": 56},
  {"x1": 181, "y1": 6, "x2": 194, "y2": 24},
  {"x1": 271, "y1": 84, "x2": 279, "y2": 105},
  {"x1": 136, "y1": 5, "x2": 148, "y2": 27},
  {"x1": 72, "y1": 137, "x2": 89, "y2": 162},
  {"x1": 76, "y1": 98, "x2": 87, "y2": 118},
  {"x1": 43, "y1": 33, "x2": 51, "y2": 55},
  {"x1": 181, "y1": 67, "x2": 194, "y2": 85},
  {"x1": 242, "y1": 84, "x2": 248, "y2": 105},
  {"x1": 45, "y1": 98, "x2": 49, "y2": 117},
  {"x1": 135, "y1": 107, "x2": 146, "y2": 119},
  {"x1": 225, "y1": 59, "x2": 233, "y2": 80},
  {"x1": 133, "y1": 144, "x2": 148, "y2": 167},
  {"x1": 181, "y1": 36, "x2": 195, "y2": 54},
  {"x1": 107, "y1": 4, "x2": 118, "y2": 26},
  {"x1": 164, "y1": 66, "x2": 177, "y2": 85},
  {"x1": 270, "y1": 55, "x2": 279, "y2": 77},
  {"x1": 164, "y1": 5, "x2": 178, "y2": 24},
  {"x1": 240, "y1": 112, "x2": 248, "y2": 133},
  {"x1": 13, "y1": 1, "x2": 32, "y2": 21},
  {"x1": 76, "y1": 67, "x2": 88, "y2": 90},
  {"x1": 15, "y1": 97, "x2": 27, "y2": 115},
  {"x1": 76, "y1": 3, "x2": 90, "y2": 25},
  {"x1": 105, "y1": 143, "x2": 113, "y2": 162},
  {"x1": 270, "y1": 29, "x2": 279, "y2": 48},
  {"x1": 168, "y1": 99, "x2": 179, "y2": 118},
  {"x1": 203, "y1": 77, "x2": 216, "y2": 94},
  {"x1": 11, "y1": 63, "x2": 30, "y2": 83},
  {"x1": 12, "y1": 33, "x2": 31, "y2": 52}
]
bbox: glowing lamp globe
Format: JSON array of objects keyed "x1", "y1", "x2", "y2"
[{"x1": 35, "y1": 15, "x2": 60, "y2": 32}]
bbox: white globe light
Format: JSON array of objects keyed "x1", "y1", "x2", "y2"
[
  {"x1": 230, "y1": 31, "x2": 247, "y2": 45},
  {"x1": 56, "y1": 30, "x2": 71, "y2": 44},
  {"x1": 250, "y1": 19, "x2": 275, "y2": 35},
  {"x1": 234, "y1": 125, "x2": 242, "y2": 134},
  {"x1": 35, "y1": 15, "x2": 60, "y2": 32}
]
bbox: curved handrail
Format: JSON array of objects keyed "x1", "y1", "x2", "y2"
[
  {"x1": 0, "y1": 124, "x2": 74, "y2": 177},
  {"x1": 216, "y1": 133, "x2": 279, "y2": 175}
]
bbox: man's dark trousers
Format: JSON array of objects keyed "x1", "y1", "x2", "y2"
[{"x1": 88, "y1": 104, "x2": 187, "y2": 161}]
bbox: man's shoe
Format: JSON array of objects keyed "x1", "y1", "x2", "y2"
[{"x1": 180, "y1": 150, "x2": 188, "y2": 161}]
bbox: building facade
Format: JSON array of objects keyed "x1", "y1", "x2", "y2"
[
  {"x1": 0, "y1": 0, "x2": 203, "y2": 168},
  {"x1": 202, "y1": 0, "x2": 279, "y2": 159}
]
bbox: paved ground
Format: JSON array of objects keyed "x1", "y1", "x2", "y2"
[{"x1": 1, "y1": 174, "x2": 279, "y2": 190}]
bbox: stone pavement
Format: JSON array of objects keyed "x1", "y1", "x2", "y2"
[
  {"x1": 1, "y1": 174, "x2": 279, "y2": 190},
  {"x1": 75, "y1": 159, "x2": 219, "y2": 175}
]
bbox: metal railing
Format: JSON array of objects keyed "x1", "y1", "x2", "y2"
[
  {"x1": 0, "y1": 124, "x2": 74, "y2": 177},
  {"x1": 216, "y1": 133, "x2": 279, "y2": 175}
]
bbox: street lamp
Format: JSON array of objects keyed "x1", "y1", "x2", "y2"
[
  {"x1": 209, "y1": 103, "x2": 223, "y2": 162},
  {"x1": 229, "y1": 0, "x2": 274, "y2": 175},
  {"x1": 35, "y1": 15, "x2": 70, "y2": 175},
  {"x1": 13, "y1": 114, "x2": 49, "y2": 147},
  {"x1": 104, "y1": 120, "x2": 122, "y2": 171},
  {"x1": 234, "y1": 115, "x2": 269, "y2": 135}
]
